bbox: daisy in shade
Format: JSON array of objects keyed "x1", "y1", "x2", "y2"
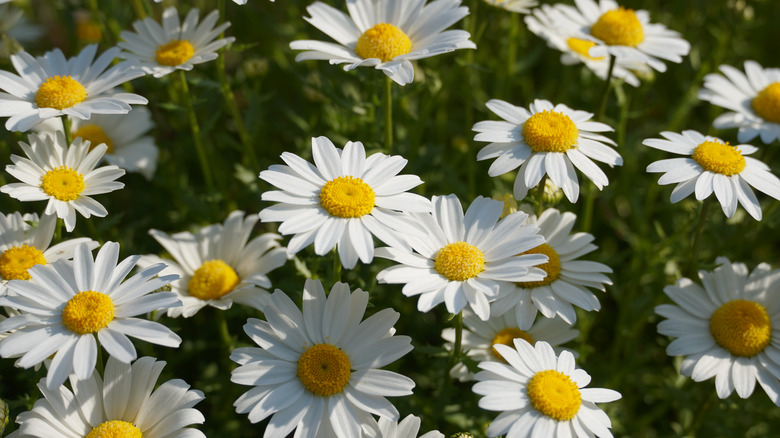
[
  {"x1": 1, "y1": 131, "x2": 125, "y2": 232},
  {"x1": 118, "y1": 7, "x2": 235, "y2": 78},
  {"x1": 643, "y1": 130, "x2": 780, "y2": 221},
  {"x1": 375, "y1": 194, "x2": 548, "y2": 321},
  {"x1": 442, "y1": 308, "x2": 578, "y2": 381},
  {"x1": 0, "y1": 242, "x2": 181, "y2": 389},
  {"x1": 373, "y1": 415, "x2": 444, "y2": 438},
  {"x1": 137, "y1": 210, "x2": 287, "y2": 318},
  {"x1": 290, "y1": 0, "x2": 476, "y2": 85},
  {"x1": 698, "y1": 60, "x2": 780, "y2": 144},
  {"x1": 473, "y1": 98, "x2": 622, "y2": 203},
  {"x1": 0, "y1": 3, "x2": 43, "y2": 55},
  {"x1": 230, "y1": 279, "x2": 415, "y2": 438},
  {"x1": 259, "y1": 136, "x2": 431, "y2": 269},
  {"x1": 483, "y1": 0, "x2": 537, "y2": 14},
  {"x1": 656, "y1": 257, "x2": 780, "y2": 405},
  {"x1": 473, "y1": 340, "x2": 621, "y2": 438},
  {"x1": 491, "y1": 208, "x2": 612, "y2": 325},
  {"x1": 8, "y1": 355, "x2": 206, "y2": 438},
  {"x1": 0, "y1": 44, "x2": 146, "y2": 132}
]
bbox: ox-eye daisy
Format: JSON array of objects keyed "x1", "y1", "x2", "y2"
[
  {"x1": 643, "y1": 130, "x2": 780, "y2": 221},
  {"x1": 230, "y1": 279, "x2": 415, "y2": 438},
  {"x1": 290, "y1": 0, "x2": 476, "y2": 85},
  {"x1": 699, "y1": 60, "x2": 780, "y2": 144},
  {"x1": 1, "y1": 132, "x2": 125, "y2": 232},
  {"x1": 0, "y1": 242, "x2": 181, "y2": 389},
  {"x1": 474, "y1": 99, "x2": 622, "y2": 203},
  {"x1": 375, "y1": 195, "x2": 547, "y2": 321},
  {"x1": 656, "y1": 257, "x2": 780, "y2": 405},
  {"x1": 118, "y1": 7, "x2": 235, "y2": 78},
  {"x1": 473, "y1": 340, "x2": 621, "y2": 438},
  {"x1": 0, "y1": 44, "x2": 146, "y2": 132},
  {"x1": 259, "y1": 136, "x2": 431, "y2": 269},
  {"x1": 373, "y1": 415, "x2": 444, "y2": 438}
]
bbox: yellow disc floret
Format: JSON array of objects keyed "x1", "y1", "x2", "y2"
[
  {"x1": 297, "y1": 343, "x2": 352, "y2": 396},
  {"x1": 566, "y1": 37, "x2": 604, "y2": 60},
  {"x1": 518, "y1": 243, "x2": 561, "y2": 289},
  {"x1": 752, "y1": 82, "x2": 780, "y2": 124},
  {"x1": 491, "y1": 327, "x2": 533, "y2": 360},
  {"x1": 355, "y1": 23, "x2": 412, "y2": 62},
  {"x1": 434, "y1": 241, "x2": 485, "y2": 282},
  {"x1": 73, "y1": 124, "x2": 114, "y2": 154},
  {"x1": 319, "y1": 176, "x2": 376, "y2": 218},
  {"x1": 61, "y1": 291, "x2": 115, "y2": 335},
  {"x1": 522, "y1": 111, "x2": 579, "y2": 153},
  {"x1": 156, "y1": 39, "x2": 195, "y2": 66},
  {"x1": 86, "y1": 420, "x2": 143, "y2": 438},
  {"x1": 35, "y1": 76, "x2": 88, "y2": 110},
  {"x1": 710, "y1": 299, "x2": 771, "y2": 358},
  {"x1": 0, "y1": 245, "x2": 47, "y2": 280},
  {"x1": 527, "y1": 370, "x2": 582, "y2": 421},
  {"x1": 590, "y1": 7, "x2": 645, "y2": 47},
  {"x1": 188, "y1": 260, "x2": 240, "y2": 300},
  {"x1": 41, "y1": 166, "x2": 85, "y2": 202},
  {"x1": 691, "y1": 140, "x2": 746, "y2": 176}
]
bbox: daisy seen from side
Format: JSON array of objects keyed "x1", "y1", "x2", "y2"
[
  {"x1": 372, "y1": 415, "x2": 444, "y2": 438},
  {"x1": 483, "y1": 0, "x2": 537, "y2": 14}
]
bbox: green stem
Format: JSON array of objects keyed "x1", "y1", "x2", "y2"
[
  {"x1": 216, "y1": 44, "x2": 257, "y2": 170},
  {"x1": 62, "y1": 116, "x2": 72, "y2": 146},
  {"x1": 536, "y1": 176, "x2": 546, "y2": 216},
  {"x1": 216, "y1": 310, "x2": 234, "y2": 351},
  {"x1": 596, "y1": 55, "x2": 616, "y2": 121},
  {"x1": 688, "y1": 198, "x2": 711, "y2": 277},
  {"x1": 177, "y1": 70, "x2": 215, "y2": 191},
  {"x1": 95, "y1": 338, "x2": 104, "y2": 376},
  {"x1": 384, "y1": 75, "x2": 393, "y2": 154},
  {"x1": 448, "y1": 311, "x2": 463, "y2": 366},
  {"x1": 332, "y1": 246, "x2": 342, "y2": 284},
  {"x1": 504, "y1": 13, "x2": 519, "y2": 97},
  {"x1": 131, "y1": 0, "x2": 147, "y2": 19},
  {"x1": 683, "y1": 390, "x2": 717, "y2": 437},
  {"x1": 581, "y1": 186, "x2": 596, "y2": 233}
]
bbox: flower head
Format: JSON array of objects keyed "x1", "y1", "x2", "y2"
[
  {"x1": 375, "y1": 415, "x2": 444, "y2": 438},
  {"x1": 483, "y1": 0, "x2": 537, "y2": 14}
]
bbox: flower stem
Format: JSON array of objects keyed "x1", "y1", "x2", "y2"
[
  {"x1": 536, "y1": 176, "x2": 546, "y2": 216},
  {"x1": 177, "y1": 70, "x2": 216, "y2": 192},
  {"x1": 688, "y1": 198, "x2": 711, "y2": 277},
  {"x1": 332, "y1": 246, "x2": 342, "y2": 284},
  {"x1": 581, "y1": 186, "x2": 596, "y2": 233},
  {"x1": 62, "y1": 116, "x2": 72, "y2": 146},
  {"x1": 384, "y1": 75, "x2": 394, "y2": 155},
  {"x1": 216, "y1": 309, "x2": 234, "y2": 352},
  {"x1": 596, "y1": 55, "x2": 616, "y2": 121},
  {"x1": 448, "y1": 311, "x2": 463, "y2": 366},
  {"x1": 131, "y1": 0, "x2": 147, "y2": 19}
]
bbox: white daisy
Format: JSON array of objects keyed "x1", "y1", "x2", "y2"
[
  {"x1": 0, "y1": 44, "x2": 146, "y2": 132},
  {"x1": 442, "y1": 308, "x2": 578, "y2": 381},
  {"x1": 491, "y1": 208, "x2": 612, "y2": 325},
  {"x1": 290, "y1": 0, "x2": 476, "y2": 85},
  {"x1": 483, "y1": 0, "x2": 537, "y2": 14},
  {"x1": 1, "y1": 131, "x2": 125, "y2": 232},
  {"x1": 137, "y1": 210, "x2": 287, "y2": 318},
  {"x1": 643, "y1": 129, "x2": 780, "y2": 221},
  {"x1": 8, "y1": 355, "x2": 206, "y2": 438},
  {"x1": 473, "y1": 98, "x2": 622, "y2": 203},
  {"x1": 656, "y1": 257, "x2": 780, "y2": 405},
  {"x1": 230, "y1": 279, "x2": 415, "y2": 438},
  {"x1": 372, "y1": 415, "x2": 444, "y2": 438},
  {"x1": 698, "y1": 60, "x2": 780, "y2": 144},
  {"x1": 375, "y1": 194, "x2": 547, "y2": 321},
  {"x1": 118, "y1": 7, "x2": 235, "y2": 78},
  {"x1": 259, "y1": 136, "x2": 431, "y2": 269},
  {"x1": 0, "y1": 3, "x2": 43, "y2": 52},
  {"x1": 0, "y1": 241, "x2": 181, "y2": 389},
  {"x1": 473, "y1": 340, "x2": 621, "y2": 438}
]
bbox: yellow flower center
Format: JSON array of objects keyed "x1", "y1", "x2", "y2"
[
  {"x1": 188, "y1": 260, "x2": 240, "y2": 300},
  {"x1": 751, "y1": 82, "x2": 780, "y2": 124},
  {"x1": 434, "y1": 241, "x2": 485, "y2": 282},
  {"x1": 73, "y1": 124, "x2": 114, "y2": 154},
  {"x1": 41, "y1": 166, "x2": 85, "y2": 202},
  {"x1": 527, "y1": 370, "x2": 582, "y2": 421},
  {"x1": 491, "y1": 327, "x2": 533, "y2": 360},
  {"x1": 710, "y1": 299, "x2": 772, "y2": 358},
  {"x1": 156, "y1": 39, "x2": 195, "y2": 66},
  {"x1": 354, "y1": 23, "x2": 412, "y2": 62},
  {"x1": 85, "y1": 420, "x2": 143, "y2": 438},
  {"x1": 691, "y1": 140, "x2": 746, "y2": 176},
  {"x1": 0, "y1": 245, "x2": 47, "y2": 281},
  {"x1": 35, "y1": 76, "x2": 88, "y2": 110},
  {"x1": 297, "y1": 343, "x2": 352, "y2": 397},
  {"x1": 518, "y1": 243, "x2": 561, "y2": 289},
  {"x1": 319, "y1": 176, "x2": 376, "y2": 218},
  {"x1": 61, "y1": 291, "x2": 115, "y2": 335},
  {"x1": 590, "y1": 7, "x2": 645, "y2": 47},
  {"x1": 566, "y1": 37, "x2": 604, "y2": 60},
  {"x1": 522, "y1": 111, "x2": 579, "y2": 153}
]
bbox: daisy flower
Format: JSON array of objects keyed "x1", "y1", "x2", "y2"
[
  {"x1": 230, "y1": 279, "x2": 415, "y2": 438},
  {"x1": 373, "y1": 415, "x2": 444, "y2": 438},
  {"x1": 483, "y1": 0, "x2": 537, "y2": 14},
  {"x1": 118, "y1": 7, "x2": 235, "y2": 78},
  {"x1": 442, "y1": 308, "x2": 578, "y2": 381},
  {"x1": 259, "y1": 136, "x2": 431, "y2": 269},
  {"x1": 8, "y1": 355, "x2": 205, "y2": 438},
  {"x1": 643, "y1": 130, "x2": 780, "y2": 220},
  {"x1": 0, "y1": 44, "x2": 146, "y2": 132},
  {"x1": 0, "y1": 3, "x2": 43, "y2": 54},
  {"x1": 137, "y1": 210, "x2": 287, "y2": 318},
  {"x1": 473, "y1": 340, "x2": 621, "y2": 438},
  {"x1": 491, "y1": 208, "x2": 612, "y2": 325},
  {"x1": 698, "y1": 60, "x2": 780, "y2": 144},
  {"x1": 1, "y1": 131, "x2": 125, "y2": 232},
  {"x1": 375, "y1": 194, "x2": 547, "y2": 321},
  {"x1": 0, "y1": 241, "x2": 181, "y2": 389},
  {"x1": 290, "y1": 0, "x2": 476, "y2": 85},
  {"x1": 656, "y1": 257, "x2": 780, "y2": 405},
  {"x1": 473, "y1": 98, "x2": 622, "y2": 203}
]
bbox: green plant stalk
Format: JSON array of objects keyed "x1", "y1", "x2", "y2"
[
  {"x1": 178, "y1": 70, "x2": 216, "y2": 192},
  {"x1": 448, "y1": 311, "x2": 463, "y2": 366},
  {"x1": 688, "y1": 198, "x2": 712, "y2": 277},
  {"x1": 596, "y1": 55, "x2": 616, "y2": 121},
  {"x1": 62, "y1": 116, "x2": 72, "y2": 146},
  {"x1": 384, "y1": 75, "x2": 393, "y2": 154},
  {"x1": 333, "y1": 246, "x2": 342, "y2": 285},
  {"x1": 536, "y1": 176, "x2": 546, "y2": 216},
  {"x1": 131, "y1": 0, "x2": 147, "y2": 19},
  {"x1": 217, "y1": 309, "x2": 234, "y2": 352}
]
